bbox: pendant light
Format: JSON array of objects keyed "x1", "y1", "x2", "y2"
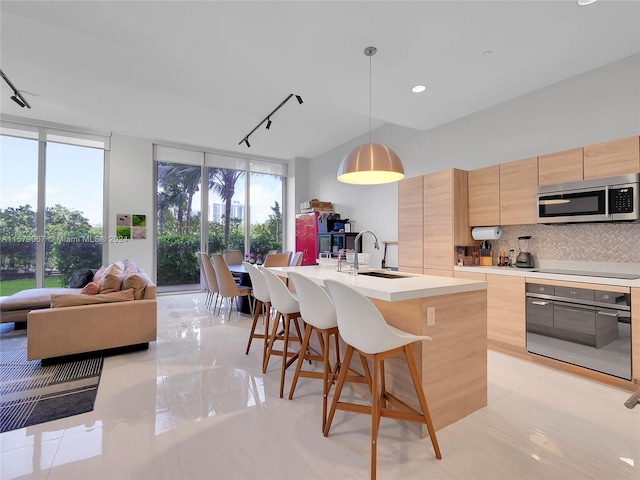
[{"x1": 337, "y1": 46, "x2": 404, "y2": 185}]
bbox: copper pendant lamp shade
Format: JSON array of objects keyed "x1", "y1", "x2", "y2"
[
  {"x1": 337, "y1": 143, "x2": 404, "y2": 185},
  {"x1": 337, "y1": 46, "x2": 405, "y2": 185}
]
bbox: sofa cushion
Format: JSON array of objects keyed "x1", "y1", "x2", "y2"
[
  {"x1": 123, "y1": 259, "x2": 139, "y2": 273},
  {"x1": 99, "y1": 273, "x2": 125, "y2": 294},
  {"x1": 50, "y1": 288, "x2": 135, "y2": 308},
  {"x1": 93, "y1": 265, "x2": 107, "y2": 283},
  {"x1": 68, "y1": 268, "x2": 95, "y2": 288},
  {"x1": 1, "y1": 288, "x2": 83, "y2": 312},
  {"x1": 122, "y1": 273, "x2": 147, "y2": 300}
]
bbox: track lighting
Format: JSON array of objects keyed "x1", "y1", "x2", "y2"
[
  {"x1": 239, "y1": 93, "x2": 303, "y2": 148},
  {"x1": 1, "y1": 69, "x2": 31, "y2": 109}
]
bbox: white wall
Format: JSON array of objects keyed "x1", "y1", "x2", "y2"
[
  {"x1": 106, "y1": 134, "x2": 155, "y2": 275},
  {"x1": 308, "y1": 54, "x2": 640, "y2": 269}
]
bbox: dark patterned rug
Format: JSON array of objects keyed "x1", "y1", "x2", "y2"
[{"x1": 0, "y1": 328, "x2": 103, "y2": 433}]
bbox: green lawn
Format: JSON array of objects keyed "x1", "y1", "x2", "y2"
[{"x1": 0, "y1": 277, "x2": 64, "y2": 297}]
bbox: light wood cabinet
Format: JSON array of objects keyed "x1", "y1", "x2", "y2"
[
  {"x1": 486, "y1": 274, "x2": 526, "y2": 350},
  {"x1": 453, "y1": 271, "x2": 486, "y2": 281},
  {"x1": 398, "y1": 176, "x2": 423, "y2": 271},
  {"x1": 632, "y1": 288, "x2": 640, "y2": 384},
  {"x1": 423, "y1": 169, "x2": 473, "y2": 274},
  {"x1": 468, "y1": 165, "x2": 500, "y2": 227},
  {"x1": 499, "y1": 157, "x2": 538, "y2": 225},
  {"x1": 538, "y1": 147, "x2": 584, "y2": 185},
  {"x1": 584, "y1": 136, "x2": 640, "y2": 180}
]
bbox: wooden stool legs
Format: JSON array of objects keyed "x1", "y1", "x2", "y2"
[{"x1": 324, "y1": 344, "x2": 441, "y2": 480}]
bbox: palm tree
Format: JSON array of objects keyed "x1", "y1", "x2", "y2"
[
  {"x1": 157, "y1": 162, "x2": 200, "y2": 234},
  {"x1": 209, "y1": 168, "x2": 243, "y2": 247}
]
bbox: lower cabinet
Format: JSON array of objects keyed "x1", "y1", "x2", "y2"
[
  {"x1": 632, "y1": 288, "x2": 640, "y2": 383},
  {"x1": 486, "y1": 274, "x2": 526, "y2": 350}
]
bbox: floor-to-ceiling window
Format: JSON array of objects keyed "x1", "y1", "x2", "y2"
[
  {"x1": 0, "y1": 123, "x2": 107, "y2": 296},
  {"x1": 155, "y1": 146, "x2": 286, "y2": 292}
]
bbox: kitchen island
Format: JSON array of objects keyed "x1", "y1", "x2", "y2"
[{"x1": 269, "y1": 265, "x2": 488, "y2": 433}]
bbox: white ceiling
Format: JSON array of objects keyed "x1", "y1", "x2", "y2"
[{"x1": 1, "y1": 1, "x2": 639, "y2": 160}]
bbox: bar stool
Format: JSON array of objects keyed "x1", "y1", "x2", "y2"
[
  {"x1": 287, "y1": 272, "x2": 371, "y2": 431},
  {"x1": 260, "y1": 266, "x2": 304, "y2": 398},
  {"x1": 243, "y1": 262, "x2": 271, "y2": 365},
  {"x1": 323, "y1": 279, "x2": 442, "y2": 480}
]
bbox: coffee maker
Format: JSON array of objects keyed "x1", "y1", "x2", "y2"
[{"x1": 515, "y1": 235, "x2": 534, "y2": 268}]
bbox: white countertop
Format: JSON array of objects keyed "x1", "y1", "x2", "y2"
[
  {"x1": 454, "y1": 265, "x2": 640, "y2": 288},
  {"x1": 269, "y1": 266, "x2": 487, "y2": 302}
]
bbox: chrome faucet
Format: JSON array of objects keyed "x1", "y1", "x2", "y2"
[
  {"x1": 351, "y1": 230, "x2": 380, "y2": 275},
  {"x1": 336, "y1": 249, "x2": 346, "y2": 272}
]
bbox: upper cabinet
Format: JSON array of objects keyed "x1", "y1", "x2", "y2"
[
  {"x1": 538, "y1": 147, "x2": 584, "y2": 186},
  {"x1": 398, "y1": 175, "x2": 423, "y2": 271},
  {"x1": 468, "y1": 165, "x2": 500, "y2": 226},
  {"x1": 583, "y1": 136, "x2": 640, "y2": 180},
  {"x1": 500, "y1": 157, "x2": 538, "y2": 225}
]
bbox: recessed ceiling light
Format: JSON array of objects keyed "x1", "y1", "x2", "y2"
[
  {"x1": 578, "y1": 0, "x2": 597, "y2": 5},
  {"x1": 482, "y1": 50, "x2": 492, "y2": 56},
  {"x1": 412, "y1": 85, "x2": 426, "y2": 93}
]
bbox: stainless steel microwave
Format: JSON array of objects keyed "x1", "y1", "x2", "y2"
[{"x1": 536, "y1": 173, "x2": 639, "y2": 224}]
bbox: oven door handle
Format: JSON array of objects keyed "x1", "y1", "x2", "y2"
[
  {"x1": 597, "y1": 311, "x2": 619, "y2": 317},
  {"x1": 531, "y1": 301, "x2": 551, "y2": 306}
]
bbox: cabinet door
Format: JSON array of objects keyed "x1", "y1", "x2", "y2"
[
  {"x1": 632, "y1": 287, "x2": 639, "y2": 383},
  {"x1": 500, "y1": 157, "x2": 538, "y2": 225},
  {"x1": 423, "y1": 170, "x2": 454, "y2": 271},
  {"x1": 584, "y1": 136, "x2": 640, "y2": 179},
  {"x1": 295, "y1": 213, "x2": 318, "y2": 265},
  {"x1": 487, "y1": 274, "x2": 525, "y2": 349},
  {"x1": 538, "y1": 147, "x2": 583, "y2": 185},
  {"x1": 468, "y1": 165, "x2": 500, "y2": 226},
  {"x1": 398, "y1": 176, "x2": 423, "y2": 269}
]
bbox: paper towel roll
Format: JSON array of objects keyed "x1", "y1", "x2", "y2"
[{"x1": 472, "y1": 226, "x2": 503, "y2": 240}]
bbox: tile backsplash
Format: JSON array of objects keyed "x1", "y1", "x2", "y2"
[{"x1": 491, "y1": 223, "x2": 640, "y2": 264}]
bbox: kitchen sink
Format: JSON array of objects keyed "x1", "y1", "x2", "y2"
[{"x1": 358, "y1": 271, "x2": 413, "y2": 279}]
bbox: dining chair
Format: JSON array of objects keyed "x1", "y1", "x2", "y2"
[
  {"x1": 323, "y1": 279, "x2": 442, "y2": 480},
  {"x1": 223, "y1": 249, "x2": 244, "y2": 265},
  {"x1": 243, "y1": 262, "x2": 272, "y2": 366},
  {"x1": 196, "y1": 252, "x2": 212, "y2": 307},
  {"x1": 290, "y1": 251, "x2": 304, "y2": 266},
  {"x1": 287, "y1": 272, "x2": 371, "y2": 431},
  {"x1": 259, "y1": 266, "x2": 303, "y2": 398},
  {"x1": 201, "y1": 253, "x2": 222, "y2": 313},
  {"x1": 263, "y1": 253, "x2": 290, "y2": 267},
  {"x1": 211, "y1": 254, "x2": 252, "y2": 316}
]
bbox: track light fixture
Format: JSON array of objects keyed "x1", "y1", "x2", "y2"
[
  {"x1": 239, "y1": 93, "x2": 303, "y2": 148},
  {"x1": 0, "y1": 69, "x2": 31, "y2": 109}
]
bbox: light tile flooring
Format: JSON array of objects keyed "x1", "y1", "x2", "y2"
[{"x1": 1, "y1": 291, "x2": 639, "y2": 480}]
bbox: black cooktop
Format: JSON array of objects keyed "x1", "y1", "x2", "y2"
[{"x1": 537, "y1": 269, "x2": 640, "y2": 280}]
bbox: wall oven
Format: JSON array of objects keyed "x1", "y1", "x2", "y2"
[
  {"x1": 536, "y1": 173, "x2": 639, "y2": 224},
  {"x1": 526, "y1": 282, "x2": 631, "y2": 380}
]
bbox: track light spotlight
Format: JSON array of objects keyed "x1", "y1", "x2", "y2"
[
  {"x1": 11, "y1": 95, "x2": 26, "y2": 108},
  {"x1": 266, "y1": 118, "x2": 272, "y2": 130},
  {"x1": 244, "y1": 138, "x2": 250, "y2": 148},
  {"x1": 295, "y1": 95, "x2": 303, "y2": 104},
  {"x1": 1, "y1": 69, "x2": 31, "y2": 108}
]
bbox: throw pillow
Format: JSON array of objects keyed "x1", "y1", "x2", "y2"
[
  {"x1": 122, "y1": 273, "x2": 147, "y2": 300},
  {"x1": 123, "y1": 259, "x2": 139, "y2": 273},
  {"x1": 51, "y1": 288, "x2": 135, "y2": 308},
  {"x1": 93, "y1": 265, "x2": 107, "y2": 283},
  {"x1": 80, "y1": 281, "x2": 100, "y2": 295},
  {"x1": 68, "y1": 268, "x2": 95, "y2": 288},
  {"x1": 99, "y1": 273, "x2": 125, "y2": 294}
]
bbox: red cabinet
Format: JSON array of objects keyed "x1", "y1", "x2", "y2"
[{"x1": 295, "y1": 213, "x2": 319, "y2": 265}]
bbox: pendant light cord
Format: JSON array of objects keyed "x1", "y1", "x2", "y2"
[{"x1": 369, "y1": 52, "x2": 372, "y2": 145}]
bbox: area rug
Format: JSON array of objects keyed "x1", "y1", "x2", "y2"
[{"x1": 0, "y1": 329, "x2": 103, "y2": 433}]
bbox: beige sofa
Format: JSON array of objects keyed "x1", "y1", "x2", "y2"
[{"x1": 10, "y1": 260, "x2": 158, "y2": 361}]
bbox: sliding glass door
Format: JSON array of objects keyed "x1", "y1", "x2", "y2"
[{"x1": 0, "y1": 131, "x2": 105, "y2": 296}]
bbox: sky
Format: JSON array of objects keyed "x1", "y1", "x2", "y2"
[{"x1": 1, "y1": 135, "x2": 282, "y2": 228}]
